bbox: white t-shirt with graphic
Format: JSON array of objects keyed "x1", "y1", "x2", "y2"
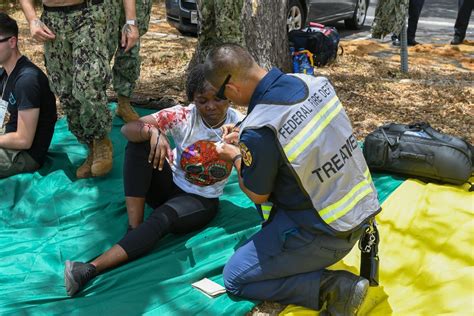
[{"x1": 152, "y1": 104, "x2": 243, "y2": 198}]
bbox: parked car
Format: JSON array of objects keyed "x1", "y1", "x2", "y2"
[
  {"x1": 287, "y1": 0, "x2": 370, "y2": 31},
  {"x1": 165, "y1": 0, "x2": 369, "y2": 35},
  {"x1": 165, "y1": 0, "x2": 199, "y2": 35}
]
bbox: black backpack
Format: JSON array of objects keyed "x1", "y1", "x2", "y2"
[
  {"x1": 363, "y1": 122, "x2": 473, "y2": 188},
  {"x1": 288, "y1": 23, "x2": 340, "y2": 67}
]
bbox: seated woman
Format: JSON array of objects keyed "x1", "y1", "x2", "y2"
[{"x1": 64, "y1": 64, "x2": 243, "y2": 296}]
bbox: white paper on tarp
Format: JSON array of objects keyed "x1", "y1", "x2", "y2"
[{"x1": 191, "y1": 278, "x2": 226, "y2": 298}]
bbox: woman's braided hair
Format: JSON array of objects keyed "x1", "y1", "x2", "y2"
[{"x1": 185, "y1": 64, "x2": 208, "y2": 102}]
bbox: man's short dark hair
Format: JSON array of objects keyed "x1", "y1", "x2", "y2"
[
  {"x1": 204, "y1": 44, "x2": 256, "y2": 88},
  {"x1": 186, "y1": 64, "x2": 208, "y2": 102},
  {"x1": 0, "y1": 12, "x2": 19, "y2": 38}
]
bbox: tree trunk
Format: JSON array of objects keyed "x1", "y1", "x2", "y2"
[
  {"x1": 242, "y1": 0, "x2": 291, "y2": 72},
  {"x1": 191, "y1": 0, "x2": 291, "y2": 72}
]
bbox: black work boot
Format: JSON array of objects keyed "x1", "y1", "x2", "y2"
[
  {"x1": 407, "y1": 39, "x2": 421, "y2": 46},
  {"x1": 64, "y1": 260, "x2": 97, "y2": 297},
  {"x1": 319, "y1": 270, "x2": 369, "y2": 316},
  {"x1": 451, "y1": 35, "x2": 464, "y2": 45}
]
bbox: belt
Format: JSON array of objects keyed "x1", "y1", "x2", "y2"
[{"x1": 43, "y1": 0, "x2": 103, "y2": 13}]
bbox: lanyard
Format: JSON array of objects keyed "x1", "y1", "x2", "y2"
[
  {"x1": 1, "y1": 75, "x2": 9, "y2": 100},
  {"x1": 209, "y1": 126, "x2": 223, "y2": 142},
  {"x1": 201, "y1": 115, "x2": 227, "y2": 142},
  {"x1": 1, "y1": 56, "x2": 21, "y2": 100}
]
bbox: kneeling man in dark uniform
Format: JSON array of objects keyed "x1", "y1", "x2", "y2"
[{"x1": 205, "y1": 44, "x2": 381, "y2": 315}]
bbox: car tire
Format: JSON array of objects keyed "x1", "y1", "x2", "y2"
[
  {"x1": 178, "y1": 29, "x2": 197, "y2": 37},
  {"x1": 287, "y1": 0, "x2": 305, "y2": 32},
  {"x1": 344, "y1": 0, "x2": 368, "y2": 30}
]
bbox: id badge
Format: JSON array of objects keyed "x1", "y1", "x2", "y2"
[{"x1": 0, "y1": 99, "x2": 7, "y2": 129}]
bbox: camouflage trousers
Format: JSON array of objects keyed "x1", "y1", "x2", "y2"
[
  {"x1": 107, "y1": 0, "x2": 152, "y2": 98},
  {"x1": 41, "y1": 3, "x2": 112, "y2": 143},
  {"x1": 0, "y1": 149, "x2": 40, "y2": 179},
  {"x1": 197, "y1": 0, "x2": 244, "y2": 55}
]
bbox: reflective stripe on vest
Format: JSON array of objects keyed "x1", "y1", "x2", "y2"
[
  {"x1": 261, "y1": 203, "x2": 272, "y2": 221},
  {"x1": 239, "y1": 75, "x2": 380, "y2": 233},
  {"x1": 284, "y1": 95, "x2": 341, "y2": 162},
  {"x1": 319, "y1": 169, "x2": 373, "y2": 224}
]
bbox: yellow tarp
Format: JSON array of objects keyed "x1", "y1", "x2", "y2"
[{"x1": 281, "y1": 179, "x2": 474, "y2": 315}]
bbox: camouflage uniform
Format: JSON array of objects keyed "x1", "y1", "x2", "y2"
[
  {"x1": 194, "y1": 0, "x2": 244, "y2": 64},
  {"x1": 41, "y1": 2, "x2": 112, "y2": 143},
  {"x1": 372, "y1": 0, "x2": 409, "y2": 38},
  {"x1": 0, "y1": 149, "x2": 39, "y2": 179},
  {"x1": 107, "y1": 0, "x2": 153, "y2": 98}
]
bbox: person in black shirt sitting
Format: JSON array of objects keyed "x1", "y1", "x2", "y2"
[{"x1": 0, "y1": 13, "x2": 57, "y2": 178}]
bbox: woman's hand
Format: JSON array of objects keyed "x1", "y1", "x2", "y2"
[{"x1": 148, "y1": 127, "x2": 173, "y2": 170}]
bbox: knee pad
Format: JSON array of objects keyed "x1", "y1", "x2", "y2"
[{"x1": 163, "y1": 195, "x2": 206, "y2": 219}]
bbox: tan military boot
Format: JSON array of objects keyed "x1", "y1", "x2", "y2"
[
  {"x1": 76, "y1": 144, "x2": 94, "y2": 179},
  {"x1": 91, "y1": 137, "x2": 113, "y2": 177},
  {"x1": 116, "y1": 96, "x2": 139, "y2": 123}
]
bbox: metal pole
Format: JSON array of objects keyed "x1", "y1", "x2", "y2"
[{"x1": 400, "y1": 14, "x2": 408, "y2": 72}]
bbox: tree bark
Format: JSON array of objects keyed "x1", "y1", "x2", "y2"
[
  {"x1": 242, "y1": 0, "x2": 291, "y2": 72},
  {"x1": 191, "y1": 0, "x2": 291, "y2": 72}
]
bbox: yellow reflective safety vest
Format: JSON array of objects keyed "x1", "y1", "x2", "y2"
[{"x1": 240, "y1": 75, "x2": 380, "y2": 233}]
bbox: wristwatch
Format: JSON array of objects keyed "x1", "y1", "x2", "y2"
[{"x1": 126, "y1": 19, "x2": 137, "y2": 26}]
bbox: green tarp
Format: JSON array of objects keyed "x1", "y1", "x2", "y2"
[{"x1": 0, "y1": 108, "x2": 404, "y2": 315}]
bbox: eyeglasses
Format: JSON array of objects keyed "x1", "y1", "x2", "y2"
[
  {"x1": 0, "y1": 36, "x2": 13, "y2": 43},
  {"x1": 215, "y1": 74, "x2": 231, "y2": 101}
]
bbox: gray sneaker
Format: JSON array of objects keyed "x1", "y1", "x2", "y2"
[{"x1": 64, "y1": 260, "x2": 97, "y2": 297}]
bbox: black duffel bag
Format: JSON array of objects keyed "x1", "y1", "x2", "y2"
[{"x1": 363, "y1": 122, "x2": 473, "y2": 187}]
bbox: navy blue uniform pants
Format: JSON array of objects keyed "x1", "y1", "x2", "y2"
[
  {"x1": 407, "y1": 0, "x2": 425, "y2": 42},
  {"x1": 454, "y1": 0, "x2": 473, "y2": 39},
  {"x1": 223, "y1": 209, "x2": 363, "y2": 310}
]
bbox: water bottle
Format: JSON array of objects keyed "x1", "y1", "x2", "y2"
[
  {"x1": 290, "y1": 47, "x2": 299, "y2": 73},
  {"x1": 299, "y1": 53, "x2": 314, "y2": 75}
]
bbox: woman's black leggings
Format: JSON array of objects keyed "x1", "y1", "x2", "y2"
[{"x1": 118, "y1": 141, "x2": 219, "y2": 260}]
